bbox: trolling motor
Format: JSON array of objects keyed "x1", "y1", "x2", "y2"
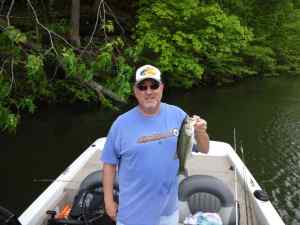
[{"x1": 0, "y1": 206, "x2": 22, "y2": 225}]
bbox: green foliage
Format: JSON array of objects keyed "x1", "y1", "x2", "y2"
[
  {"x1": 4, "y1": 26, "x2": 27, "y2": 44},
  {"x1": 25, "y1": 54, "x2": 51, "y2": 98},
  {"x1": 18, "y1": 97, "x2": 36, "y2": 113},
  {"x1": 0, "y1": 73, "x2": 18, "y2": 132},
  {"x1": 48, "y1": 19, "x2": 70, "y2": 35},
  {"x1": 59, "y1": 36, "x2": 133, "y2": 108},
  {"x1": 1, "y1": 0, "x2": 300, "y2": 133},
  {"x1": 0, "y1": 26, "x2": 26, "y2": 62},
  {"x1": 103, "y1": 20, "x2": 115, "y2": 33},
  {"x1": 54, "y1": 80, "x2": 96, "y2": 103},
  {"x1": 215, "y1": 0, "x2": 300, "y2": 76},
  {"x1": 132, "y1": 0, "x2": 253, "y2": 87},
  {"x1": 105, "y1": 56, "x2": 133, "y2": 98},
  {"x1": 62, "y1": 48, "x2": 94, "y2": 81},
  {"x1": 0, "y1": 74, "x2": 10, "y2": 100},
  {"x1": 272, "y1": 8, "x2": 300, "y2": 75},
  {"x1": 99, "y1": 95, "x2": 119, "y2": 111},
  {"x1": 0, "y1": 105, "x2": 18, "y2": 133},
  {"x1": 243, "y1": 45, "x2": 277, "y2": 76},
  {"x1": 0, "y1": 26, "x2": 49, "y2": 132},
  {"x1": 26, "y1": 54, "x2": 44, "y2": 80},
  {"x1": 62, "y1": 48, "x2": 79, "y2": 77},
  {"x1": 93, "y1": 43, "x2": 113, "y2": 73}
]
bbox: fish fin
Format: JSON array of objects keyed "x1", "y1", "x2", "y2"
[
  {"x1": 173, "y1": 152, "x2": 178, "y2": 160},
  {"x1": 178, "y1": 168, "x2": 188, "y2": 177},
  {"x1": 178, "y1": 174, "x2": 186, "y2": 183}
]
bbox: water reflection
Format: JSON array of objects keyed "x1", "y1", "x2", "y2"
[{"x1": 259, "y1": 107, "x2": 300, "y2": 224}]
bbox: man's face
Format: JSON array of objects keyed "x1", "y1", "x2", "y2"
[{"x1": 134, "y1": 79, "x2": 164, "y2": 115}]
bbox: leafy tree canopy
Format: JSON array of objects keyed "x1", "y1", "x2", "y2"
[{"x1": 0, "y1": 0, "x2": 299, "y2": 132}]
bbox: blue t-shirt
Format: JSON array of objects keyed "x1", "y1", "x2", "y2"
[{"x1": 101, "y1": 103, "x2": 186, "y2": 225}]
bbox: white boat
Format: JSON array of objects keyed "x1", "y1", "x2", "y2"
[{"x1": 11, "y1": 138, "x2": 285, "y2": 225}]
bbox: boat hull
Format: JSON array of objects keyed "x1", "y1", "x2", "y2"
[{"x1": 18, "y1": 138, "x2": 285, "y2": 225}]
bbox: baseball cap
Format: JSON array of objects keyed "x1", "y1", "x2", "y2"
[{"x1": 135, "y1": 65, "x2": 161, "y2": 84}]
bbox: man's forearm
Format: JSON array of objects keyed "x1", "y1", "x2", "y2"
[
  {"x1": 195, "y1": 131, "x2": 209, "y2": 153},
  {"x1": 103, "y1": 163, "x2": 117, "y2": 202},
  {"x1": 192, "y1": 115, "x2": 209, "y2": 153}
]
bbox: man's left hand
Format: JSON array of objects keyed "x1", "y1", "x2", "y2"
[{"x1": 192, "y1": 115, "x2": 207, "y2": 135}]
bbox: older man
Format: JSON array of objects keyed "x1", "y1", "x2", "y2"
[{"x1": 101, "y1": 65, "x2": 209, "y2": 225}]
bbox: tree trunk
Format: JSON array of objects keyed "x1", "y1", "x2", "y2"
[{"x1": 70, "y1": 0, "x2": 81, "y2": 47}]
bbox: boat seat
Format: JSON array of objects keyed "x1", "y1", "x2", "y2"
[
  {"x1": 79, "y1": 169, "x2": 119, "y2": 191},
  {"x1": 71, "y1": 169, "x2": 119, "y2": 214},
  {"x1": 178, "y1": 175, "x2": 239, "y2": 225},
  {"x1": 77, "y1": 171, "x2": 238, "y2": 225},
  {"x1": 66, "y1": 170, "x2": 118, "y2": 224}
]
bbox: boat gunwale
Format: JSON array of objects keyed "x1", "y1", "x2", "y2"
[{"x1": 18, "y1": 138, "x2": 106, "y2": 225}]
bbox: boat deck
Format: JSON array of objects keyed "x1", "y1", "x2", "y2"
[
  {"x1": 61, "y1": 142, "x2": 260, "y2": 225},
  {"x1": 187, "y1": 152, "x2": 259, "y2": 225},
  {"x1": 19, "y1": 138, "x2": 285, "y2": 225}
]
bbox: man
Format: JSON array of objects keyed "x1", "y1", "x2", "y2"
[{"x1": 101, "y1": 65, "x2": 209, "y2": 225}]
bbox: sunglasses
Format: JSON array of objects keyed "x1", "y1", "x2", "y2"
[{"x1": 136, "y1": 82, "x2": 160, "y2": 91}]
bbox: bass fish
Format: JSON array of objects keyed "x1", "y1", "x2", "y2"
[{"x1": 175, "y1": 115, "x2": 197, "y2": 176}]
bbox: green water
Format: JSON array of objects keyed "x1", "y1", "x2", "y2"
[{"x1": 1, "y1": 76, "x2": 300, "y2": 224}]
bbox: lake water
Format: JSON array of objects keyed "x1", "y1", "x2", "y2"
[{"x1": 0, "y1": 76, "x2": 299, "y2": 224}]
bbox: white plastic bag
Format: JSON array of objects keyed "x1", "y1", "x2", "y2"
[{"x1": 183, "y1": 211, "x2": 223, "y2": 225}]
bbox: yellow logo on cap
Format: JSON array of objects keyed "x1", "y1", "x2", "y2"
[{"x1": 141, "y1": 67, "x2": 156, "y2": 76}]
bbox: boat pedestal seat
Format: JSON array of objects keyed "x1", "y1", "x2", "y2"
[{"x1": 178, "y1": 175, "x2": 239, "y2": 225}]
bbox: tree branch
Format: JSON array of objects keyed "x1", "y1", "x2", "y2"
[
  {"x1": 9, "y1": 57, "x2": 15, "y2": 92},
  {"x1": 0, "y1": 7, "x2": 127, "y2": 105},
  {"x1": 70, "y1": 0, "x2": 81, "y2": 47},
  {"x1": 25, "y1": 0, "x2": 74, "y2": 53},
  {"x1": 80, "y1": 0, "x2": 104, "y2": 57},
  {"x1": 85, "y1": 79, "x2": 126, "y2": 104},
  {"x1": 103, "y1": 1, "x2": 125, "y2": 35},
  {"x1": 6, "y1": 0, "x2": 15, "y2": 26},
  {"x1": 102, "y1": 2, "x2": 108, "y2": 41}
]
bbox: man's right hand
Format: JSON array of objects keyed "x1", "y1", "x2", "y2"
[
  {"x1": 105, "y1": 200, "x2": 118, "y2": 221},
  {"x1": 103, "y1": 163, "x2": 118, "y2": 221}
]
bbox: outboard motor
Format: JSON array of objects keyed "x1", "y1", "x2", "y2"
[
  {"x1": 47, "y1": 170, "x2": 117, "y2": 225},
  {"x1": 0, "y1": 206, "x2": 22, "y2": 225}
]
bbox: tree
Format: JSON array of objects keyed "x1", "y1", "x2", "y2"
[
  {"x1": 0, "y1": 0, "x2": 299, "y2": 132},
  {"x1": 0, "y1": 0, "x2": 132, "y2": 132},
  {"x1": 70, "y1": 0, "x2": 81, "y2": 47},
  {"x1": 131, "y1": 0, "x2": 253, "y2": 86}
]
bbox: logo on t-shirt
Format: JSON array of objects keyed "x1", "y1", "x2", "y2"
[{"x1": 137, "y1": 128, "x2": 178, "y2": 143}]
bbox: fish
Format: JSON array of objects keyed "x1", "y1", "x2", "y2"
[{"x1": 175, "y1": 115, "x2": 197, "y2": 176}]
